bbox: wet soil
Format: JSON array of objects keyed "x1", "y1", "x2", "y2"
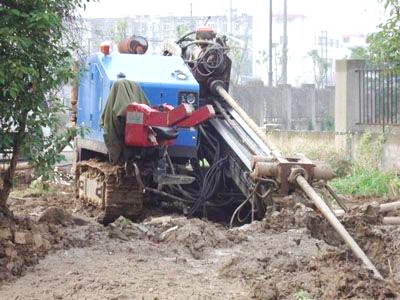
[{"x1": 0, "y1": 169, "x2": 399, "y2": 299}]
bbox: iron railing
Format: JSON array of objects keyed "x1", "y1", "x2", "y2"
[{"x1": 357, "y1": 69, "x2": 400, "y2": 125}]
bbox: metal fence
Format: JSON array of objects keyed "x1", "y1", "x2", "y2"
[{"x1": 357, "y1": 69, "x2": 400, "y2": 125}]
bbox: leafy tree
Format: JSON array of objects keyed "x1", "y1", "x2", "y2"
[
  {"x1": 0, "y1": 0, "x2": 87, "y2": 216},
  {"x1": 349, "y1": 46, "x2": 370, "y2": 60},
  {"x1": 175, "y1": 24, "x2": 190, "y2": 40},
  {"x1": 225, "y1": 31, "x2": 253, "y2": 85},
  {"x1": 228, "y1": 39, "x2": 251, "y2": 85},
  {"x1": 111, "y1": 18, "x2": 128, "y2": 43},
  {"x1": 366, "y1": 0, "x2": 400, "y2": 70},
  {"x1": 256, "y1": 49, "x2": 268, "y2": 69},
  {"x1": 256, "y1": 43, "x2": 282, "y2": 85},
  {"x1": 307, "y1": 49, "x2": 330, "y2": 88}
]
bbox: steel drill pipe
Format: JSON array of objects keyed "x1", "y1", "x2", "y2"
[
  {"x1": 214, "y1": 82, "x2": 382, "y2": 277},
  {"x1": 214, "y1": 84, "x2": 279, "y2": 153},
  {"x1": 296, "y1": 175, "x2": 384, "y2": 280}
]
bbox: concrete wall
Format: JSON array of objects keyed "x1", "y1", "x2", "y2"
[
  {"x1": 265, "y1": 129, "x2": 400, "y2": 172},
  {"x1": 229, "y1": 82, "x2": 334, "y2": 131},
  {"x1": 229, "y1": 59, "x2": 400, "y2": 172},
  {"x1": 333, "y1": 59, "x2": 400, "y2": 171},
  {"x1": 382, "y1": 133, "x2": 400, "y2": 171}
]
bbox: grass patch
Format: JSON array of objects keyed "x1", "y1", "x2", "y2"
[
  {"x1": 294, "y1": 289, "x2": 312, "y2": 300},
  {"x1": 267, "y1": 130, "x2": 400, "y2": 197},
  {"x1": 330, "y1": 168, "x2": 400, "y2": 197},
  {"x1": 10, "y1": 177, "x2": 55, "y2": 198},
  {"x1": 266, "y1": 131, "x2": 352, "y2": 177},
  {"x1": 329, "y1": 130, "x2": 400, "y2": 197},
  {"x1": 267, "y1": 132, "x2": 337, "y2": 162}
]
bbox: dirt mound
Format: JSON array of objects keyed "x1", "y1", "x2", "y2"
[
  {"x1": 1, "y1": 178, "x2": 400, "y2": 299},
  {"x1": 0, "y1": 215, "x2": 50, "y2": 280},
  {"x1": 108, "y1": 216, "x2": 231, "y2": 259},
  {"x1": 216, "y1": 203, "x2": 400, "y2": 299},
  {"x1": 0, "y1": 180, "x2": 103, "y2": 283},
  {"x1": 38, "y1": 206, "x2": 73, "y2": 225},
  {"x1": 159, "y1": 217, "x2": 232, "y2": 259},
  {"x1": 264, "y1": 203, "x2": 312, "y2": 231},
  {"x1": 306, "y1": 202, "x2": 400, "y2": 279},
  {"x1": 220, "y1": 222, "x2": 332, "y2": 299},
  {"x1": 107, "y1": 216, "x2": 153, "y2": 241},
  {"x1": 251, "y1": 263, "x2": 398, "y2": 299},
  {"x1": 0, "y1": 210, "x2": 100, "y2": 282},
  {"x1": 108, "y1": 215, "x2": 233, "y2": 259}
]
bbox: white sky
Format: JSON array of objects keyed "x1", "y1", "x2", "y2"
[
  {"x1": 80, "y1": 0, "x2": 388, "y2": 83},
  {"x1": 81, "y1": 0, "x2": 386, "y2": 35}
]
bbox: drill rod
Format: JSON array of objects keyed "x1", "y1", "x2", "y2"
[
  {"x1": 215, "y1": 84, "x2": 277, "y2": 153},
  {"x1": 215, "y1": 83, "x2": 383, "y2": 280},
  {"x1": 296, "y1": 175, "x2": 384, "y2": 280}
]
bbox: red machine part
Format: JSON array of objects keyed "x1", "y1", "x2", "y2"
[{"x1": 125, "y1": 103, "x2": 215, "y2": 147}]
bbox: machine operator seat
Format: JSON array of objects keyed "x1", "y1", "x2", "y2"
[{"x1": 152, "y1": 126, "x2": 179, "y2": 142}]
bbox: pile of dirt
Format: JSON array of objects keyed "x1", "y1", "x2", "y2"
[
  {"x1": 107, "y1": 215, "x2": 155, "y2": 242},
  {"x1": 108, "y1": 215, "x2": 233, "y2": 259},
  {"x1": 0, "y1": 205, "x2": 97, "y2": 282},
  {"x1": 220, "y1": 205, "x2": 400, "y2": 299},
  {"x1": 0, "y1": 178, "x2": 400, "y2": 299},
  {"x1": 153, "y1": 217, "x2": 232, "y2": 259},
  {"x1": 306, "y1": 202, "x2": 400, "y2": 282},
  {"x1": 0, "y1": 178, "x2": 104, "y2": 282}
]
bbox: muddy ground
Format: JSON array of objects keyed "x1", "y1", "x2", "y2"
[{"x1": 0, "y1": 169, "x2": 399, "y2": 299}]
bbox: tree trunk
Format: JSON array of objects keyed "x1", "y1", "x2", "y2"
[{"x1": 0, "y1": 113, "x2": 27, "y2": 217}]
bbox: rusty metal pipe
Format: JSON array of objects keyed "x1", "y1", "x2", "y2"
[
  {"x1": 296, "y1": 175, "x2": 384, "y2": 280},
  {"x1": 383, "y1": 217, "x2": 400, "y2": 225},
  {"x1": 379, "y1": 201, "x2": 400, "y2": 213},
  {"x1": 334, "y1": 211, "x2": 400, "y2": 225},
  {"x1": 313, "y1": 163, "x2": 335, "y2": 181},
  {"x1": 335, "y1": 201, "x2": 400, "y2": 217},
  {"x1": 251, "y1": 162, "x2": 278, "y2": 178}
]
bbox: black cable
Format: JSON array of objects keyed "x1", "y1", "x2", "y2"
[
  {"x1": 162, "y1": 122, "x2": 228, "y2": 216},
  {"x1": 189, "y1": 156, "x2": 227, "y2": 215},
  {"x1": 193, "y1": 43, "x2": 226, "y2": 78}
]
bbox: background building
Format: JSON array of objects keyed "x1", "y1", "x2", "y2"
[
  {"x1": 83, "y1": 9, "x2": 367, "y2": 87},
  {"x1": 83, "y1": 14, "x2": 254, "y2": 84}
]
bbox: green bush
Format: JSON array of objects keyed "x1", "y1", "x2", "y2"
[
  {"x1": 330, "y1": 169, "x2": 400, "y2": 197},
  {"x1": 329, "y1": 130, "x2": 400, "y2": 197}
]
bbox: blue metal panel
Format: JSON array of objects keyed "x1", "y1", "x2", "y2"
[
  {"x1": 77, "y1": 52, "x2": 200, "y2": 153},
  {"x1": 77, "y1": 55, "x2": 109, "y2": 144}
]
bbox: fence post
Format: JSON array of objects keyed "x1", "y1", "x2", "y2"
[
  {"x1": 334, "y1": 59, "x2": 366, "y2": 154},
  {"x1": 280, "y1": 84, "x2": 292, "y2": 129}
]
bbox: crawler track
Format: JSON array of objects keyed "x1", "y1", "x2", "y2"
[{"x1": 75, "y1": 160, "x2": 143, "y2": 223}]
